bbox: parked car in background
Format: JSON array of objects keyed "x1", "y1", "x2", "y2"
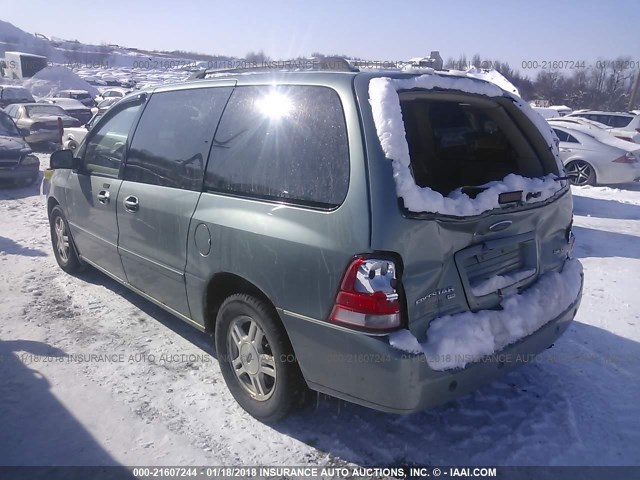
[
  {"x1": 0, "y1": 109, "x2": 40, "y2": 186},
  {"x1": 549, "y1": 116, "x2": 625, "y2": 140},
  {"x1": 532, "y1": 106, "x2": 560, "y2": 119},
  {"x1": 46, "y1": 71, "x2": 582, "y2": 421},
  {"x1": 120, "y1": 78, "x2": 137, "y2": 89},
  {"x1": 94, "y1": 88, "x2": 128, "y2": 104},
  {"x1": 62, "y1": 113, "x2": 102, "y2": 151},
  {"x1": 38, "y1": 97, "x2": 93, "y2": 125},
  {"x1": 566, "y1": 110, "x2": 640, "y2": 143},
  {"x1": 83, "y1": 76, "x2": 108, "y2": 87},
  {"x1": 0, "y1": 85, "x2": 35, "y2": 108},
  {"x1": 93, "y1": 97, "x2": 121, "y2": 116},
  {"x1": 549, "y1": 105, "x2": 572, "y2": 116},
  {"x1": 53, "y1": 89, "x2": 95, "y2": 108},
  {"x1": 4, "y1": 103, "x2": 80, "y2": 146},
  {"x1": 550, "y1": 123, "x2": 640, "y2": 185}
]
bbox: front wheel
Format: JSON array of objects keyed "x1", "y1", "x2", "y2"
[
  {"x1": 49, "y1": 206, "x2": 82, "y2": 273},
  {"x1": 66, "y1": 139, "x2": 79, "y2": 152},
  {"x1": 566, "y1": 160, "x2": 596, "y2": 186},
  {"x1": 215, "y1": 294, "x2": 306, "y2": 422}
]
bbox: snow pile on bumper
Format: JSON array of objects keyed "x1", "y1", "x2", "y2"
[
  {"x1": 389, "y1": 258, "x2": 583, "y2": 371},
  {"x1": 368, "y1": 74, "x2": 565, "y2": 216}
]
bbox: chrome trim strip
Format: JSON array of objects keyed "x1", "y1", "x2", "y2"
[
  {"x1": 118, "y1": 245, "x2": 185, "y2": 278},
  {"x1": 280, "y1": 309, "x2": 391, "y2": 337}
]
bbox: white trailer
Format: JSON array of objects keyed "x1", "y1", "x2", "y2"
[{"x1": 3, "y1": 51, "x2": 48, "y2": 79}]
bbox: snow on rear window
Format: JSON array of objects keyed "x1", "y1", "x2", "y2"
[{"x1": 369, "y1": 74, "x2": 565, "y2": 216}]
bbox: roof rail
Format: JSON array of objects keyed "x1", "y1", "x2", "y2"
[{"x1": 188, "y1": 56, "x2": 358, "y2": 80}]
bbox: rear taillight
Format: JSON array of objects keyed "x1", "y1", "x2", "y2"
[
  {"x1": 330, "y1": 257, "x2": 401, "y2": 331},
  {"x1": 635, "y1": 128, "x2": 640, "y2": 134},
  {"x1": 615, "y1": 136, "x2": 633, "y2": 142},
  {"x1": 612, "y1": 152, "x2": 638, "y2": 164}
]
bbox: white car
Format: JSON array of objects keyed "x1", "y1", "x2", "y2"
[
  {"x1": 549, "y1": 105, "x2": 572, "y2": 116},
  {"x1": 532, "y1": 106, "x2": 560, "y2": 119},
  {"x1": 61, "y1": 113, "x2": 102, "y2": 151},
  {"x1": 549, "y1": 122, "x2": 640, "y2": 185},
  {"x1": 566, "y1": 110, "x2": 640, "y2": 144},
  {"x1": 94, "y1": 88, "x2": 128, "y2": 104}
]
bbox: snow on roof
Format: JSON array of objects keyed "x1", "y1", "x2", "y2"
[
  {"x1": 550, "y1": 120, "x2": 640, "y2": 152},
  {"x1": 368, "y1": 74, "x2": 564, "y2": 216},
  {"x1": 549, "y1": 105, "x2": 572, "y2": 111},
  {"x1": 23, "y1": 66, "x2": 99, "y2": 98},
  {"x1": 464, "y1": 66, "x2": 520, "y2": 97},
  {"x1": 390, "y1": 258, "x2": 583, "y2": 370},
  {"x1": 58, "y1": 89, "x2": 90, "y2": 94},
  {"x1": 532, "y1": 106, "x2": 561, "y2": 119}
]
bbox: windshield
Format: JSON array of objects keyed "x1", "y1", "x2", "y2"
[
  {"x1": 0, "y1": 113, "x2": 20, "y2": 137},
  {"x1": 25, "y1": 105, "x2": 67, "y2": 117}
]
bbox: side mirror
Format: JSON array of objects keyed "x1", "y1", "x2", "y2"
[{"x1": 50, "y1": 149, "x2": 78, "y2": 170}]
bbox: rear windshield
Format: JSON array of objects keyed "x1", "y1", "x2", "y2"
[
  {"x1": 25, "y1": 105, "x2": 67, "y2": 117},
  {"x1": 399, "y1": 94, "x2": 545, "y2": 195}
]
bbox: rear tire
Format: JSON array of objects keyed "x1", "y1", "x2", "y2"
[
  {"x1": 215, "y1": 293, "x2": 306, "y2": 422},
  {"x1": 566, "y1": 160, "x2": 596, "y2": 186},
  {"x1": 49, "y1": 206, "x2": 82, "y2": 273}
]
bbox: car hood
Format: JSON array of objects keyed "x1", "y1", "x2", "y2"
[{"x1": 0, "y1": 134, "x2": 30, "y2": 153}]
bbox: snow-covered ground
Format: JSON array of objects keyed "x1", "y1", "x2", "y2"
[{"x1": 0, "y1": 156, "x2": 639, "y2": 468}]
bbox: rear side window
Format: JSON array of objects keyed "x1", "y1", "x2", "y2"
[
  {"x1": 553, "y1": 128, "x2": 579, "y2": 143},
  {"x1": 609, "y1": 115, "x2": 633, "y2": 128},
  {"x1": 204, "y1": 85, "x2": 349, "y2": 208},
  {"x1": 124, "y1": 87, "x2": 233, "y2": 191}
]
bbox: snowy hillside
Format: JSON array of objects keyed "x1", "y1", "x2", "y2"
[
  {"x1": 0, "y1": 19, "x2": 232, "y2": 69},
  {"x1": 0, "y1": 154, "x2": 638, "y2": 468}
]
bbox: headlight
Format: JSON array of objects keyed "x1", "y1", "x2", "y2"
[{"x1": 20, "y1": 154, "x2": 40, "y2": 166}]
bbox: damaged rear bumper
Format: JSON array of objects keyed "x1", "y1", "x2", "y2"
[{"x1": 281, "y1": 263, "x2": 583, "y2": 414}]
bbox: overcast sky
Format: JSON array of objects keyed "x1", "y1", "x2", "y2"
[{"x1": 3, "y1": 0, "x2": 639, "y2": 70}]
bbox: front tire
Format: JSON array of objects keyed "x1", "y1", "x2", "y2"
[
  {"x1": 215, "y1": 293, "x2": 306, "y2": 422},
  {"x1": 566, "y1": 160, "x2": 596, "y2": 186},
  {"x1": 49, "y1": 206, "x2": 82, "y2": 273}
]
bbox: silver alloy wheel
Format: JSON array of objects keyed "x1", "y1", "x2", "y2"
[
  {"x1": 54, "y1": 216, "x2": 70, "y2": 263},
  {"x1": 566, "y1": 161, "x2": 594, "y2": 186},
  {"x1": 227, "y1": 315, "x2": 277, "y2": 401}
]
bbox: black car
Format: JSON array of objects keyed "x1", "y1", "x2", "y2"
[
  {"x1": 53, "y1": 89, "x2": 96, "y2": 108},
  {"x1": 38, "y1": 98, "x2": 93, "y2": 125},
  {"x1": 0, "y1": 86, "x2": 35, "y2": 109},
  {"x1": 0, "y1": 110, "x2": 40, "y2": 186}
]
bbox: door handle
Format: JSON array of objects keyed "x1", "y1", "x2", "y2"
[
  {"x1": 97, "y1": 190, "x2": 110, "y2": 204},
  {"x1": 123, "y1": 195, "x2": 139, "y2": 212}
]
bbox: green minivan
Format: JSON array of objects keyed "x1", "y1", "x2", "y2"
[{"x1": 47, "y1": 68, "x2": 583, "y2": 421}]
